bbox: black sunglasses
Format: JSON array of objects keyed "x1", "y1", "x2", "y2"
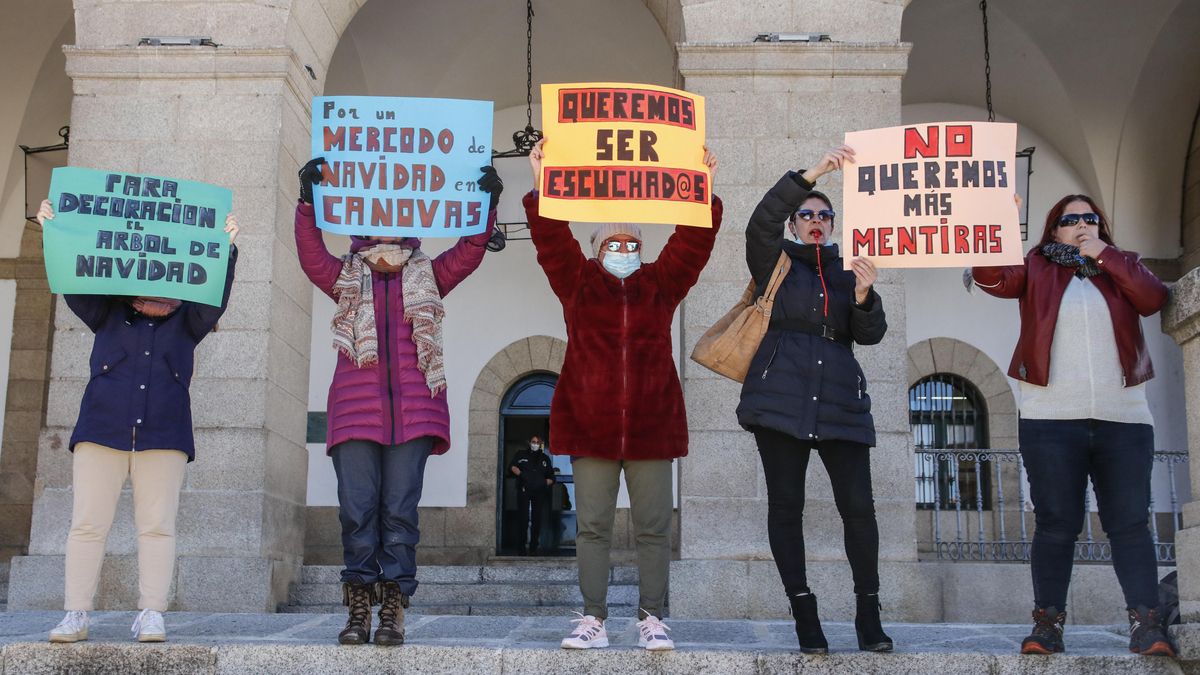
[
  {"x1": 795, "y1": 209, "x2": 836, "y2": 223},
  {"x1": 1057, "y1": 213, "x2": 1100, "y2": 227}
]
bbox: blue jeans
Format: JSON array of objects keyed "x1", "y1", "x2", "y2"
[
  {"x1": 331, "y1": 437, "x2": 433, "y2": 594},
  {"x1": 1019, "y1": 418, "x2": 1158, "y2": 611}
]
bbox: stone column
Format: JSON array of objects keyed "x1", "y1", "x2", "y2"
[
  {"x1": 0, "y1": 224, "x2": 57, "y2": 563},
  {"x1": 7, "y1": 43, "x2": 314, "y2": 612},
  {"x1": 1163, "y1": 269, "x2": 1200, "y2": 624},
  {"x1": 670, "y1": 41, "x2": 934, "y2": 621}
]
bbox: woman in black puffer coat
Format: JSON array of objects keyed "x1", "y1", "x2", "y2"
[{"x1": 736, "y1": 146, "x2": 891, "y2": 655}]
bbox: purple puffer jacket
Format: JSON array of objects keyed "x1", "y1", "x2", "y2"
[{"x1": 295, "y1": 202, "x2": 493, "y2": 455}]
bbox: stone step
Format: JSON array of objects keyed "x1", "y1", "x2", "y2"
[
  {"x1": 287, "y1": 581, "x2": 638, "y2": 608},
  {"x1": 0, "y1": 611, "x2": 1167, "y2": 673},
  {"x1": 279, "y1": 603, "x2": 642, "y2": 617},
  {"x1": 298, "y1": 564, "x2": 637, "y2": 585}
]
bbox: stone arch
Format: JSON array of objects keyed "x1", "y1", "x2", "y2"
[
  {"x1": 907, "y1": 338, "x2": 1016, "y2": 449},
  {"x1": 430, "y1": 335, "x2": 565, "y2": 561},
  {"x1": 285, "y1": 0, "x2": 685, "y2": 94}
]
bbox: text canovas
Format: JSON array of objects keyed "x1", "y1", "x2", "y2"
[{"x1": 311, "y1": 96, "x2": 493, "y2": 237}]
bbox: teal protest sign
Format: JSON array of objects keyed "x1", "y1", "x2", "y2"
[
  {"x1": 311, "y1": 96, "x2": 493, "y2": 237},
  {"x1": 43, "y1": 167, "x2": 231, "y2": 307}
]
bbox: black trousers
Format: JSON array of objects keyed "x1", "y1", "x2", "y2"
[
  {"x1": 753, "y1": 427, "x2": 881, "y2": 596},
  {"x1": 517, "y1": 484, "x2": 550, "y2": 552}
]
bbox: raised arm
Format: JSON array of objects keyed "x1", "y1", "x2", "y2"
[
  {"x1": 747, "y1": 172, "x2": 814, "y2": 288},
  {"x1": 653, "y1": 197, "x2": 724, "y2": 305},
  {"x1": 524, "y1": 191, "x2": 587, "y2": 302},
  {"x1": 294, "y1": 202, "x2": 343, "y2": 299},
  {"x1": 64, "y1": 295, "x2": 114, "y2": 333},
  {"x1": 432, "y1": 208, "x2": 495, "y2": 297},
  {"x1": 184, "y1": 245, "x2": 238, "y2": 341},
  {"x1": 971, "y1": 262, "x2": 1028, "y2": 298},
  {"x1": 1096, "y1": 246, "x2": 1169, "y2": 316}
]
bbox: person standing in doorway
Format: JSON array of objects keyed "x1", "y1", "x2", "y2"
[
  {"x1": 973, "y1": 194, "x2": 1174, "y2": 657},
  {"x1": 736, "y1": 148, "x2": 893, "y2": 655},
  {"x1": 509, "y1": 435, "x2": 554, "y2": 555},
  {"x1": 524, "y1": 138, "x2": 721, "y2": 652},
  {"x1": 38, "y1": 199, "x2": 240, "y2": 644},
  {"x1": 295, "y1": 159, "x2": 502, "y2": 646}
]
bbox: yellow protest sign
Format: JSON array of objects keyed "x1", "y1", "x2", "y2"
[
  {"x1": 538, "y1": 82, "x2": 710, "y2": 228},
  {"x1": 841, "y1": 121, "x2": 1024, "y2": 268}
]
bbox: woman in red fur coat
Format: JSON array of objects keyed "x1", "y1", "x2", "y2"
[{"x1": 523, "y1": 138, "x2": 720, "y2": 652}]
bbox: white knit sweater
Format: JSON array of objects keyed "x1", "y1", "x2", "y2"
[{"x1": 1018, "y1": 276, "x2": 1153, "y2": 424}]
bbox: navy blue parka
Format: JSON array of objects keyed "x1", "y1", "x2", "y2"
[
  {"x1": 736, "y1": 173, "x2": 886, "y2": 447},
  {"x1": 65, "y1": 247, "x2": 238, "y2": 461}
]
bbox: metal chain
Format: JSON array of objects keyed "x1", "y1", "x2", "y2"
[
  {"x1": 525, "y1": 0, "x2": 534, "y2": 129},
  {"x1": 980, "y1": 0, "x2": 994, "y2": 122}
]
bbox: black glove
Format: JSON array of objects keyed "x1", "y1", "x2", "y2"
[
  {"x1": 298, "y1": 157, "x2": 325, "y2": 204},
  {"x1": 478, "y1": 165, "x2": 503, "y2": 210}
]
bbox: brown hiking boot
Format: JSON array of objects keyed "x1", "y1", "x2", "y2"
[
  {"x1": 1128, "y1": 605, "x2": 1175, "y2": 657},
  {"x1": 338, "y1": 581, "x2": 375, "y2": 645},
  {"x1": 1020, "y1": 606, "x2": 1065, "y2": 654},
  {"x1": 375, "y1": 581, "x2": 409, "y2": 646}
]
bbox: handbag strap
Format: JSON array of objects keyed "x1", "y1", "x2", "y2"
[{"x1": 758, "y1": 252, "x2": 791, "y2": 307}]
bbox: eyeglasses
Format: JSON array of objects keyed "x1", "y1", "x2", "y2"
[
  {"x1": 795, "y1": 209, "x2": 836, "y2": 223},
  {"x1": 605, "y1": 240, "x2": 640, "y2": 253},
  {"x1": 1056, "y1": 213, "x2": 1100, "y2": 228}
]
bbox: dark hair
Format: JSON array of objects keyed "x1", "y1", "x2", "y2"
[
  {"x1": 1038, "y1": 194, "x2": 1115, "y2": 247},
  {"x1": 802, "y1": 190, "x2": 833, "y2": 212},
  {"x1": 789, "y1": 190, "x2": 836, "y2": 231}
]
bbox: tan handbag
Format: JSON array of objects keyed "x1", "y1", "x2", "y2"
[{"x1": 689, "y1": 252, "x2": 792, "y2": 382}]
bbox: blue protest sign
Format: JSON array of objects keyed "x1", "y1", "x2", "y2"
[{"x1": 311, "y1": 96, "x2": 494, "y2": 237}]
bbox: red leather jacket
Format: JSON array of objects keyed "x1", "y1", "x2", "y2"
[{"x1": 972, "y1": 245, "x2": 1168, "y2": 387}]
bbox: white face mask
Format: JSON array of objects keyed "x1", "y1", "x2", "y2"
[
  {"x1": 530, "y1": 442, "x2": 541, "y2": 451},
  {"x1": 602, "y1": 251, "x2": 642, "y2": 279}
]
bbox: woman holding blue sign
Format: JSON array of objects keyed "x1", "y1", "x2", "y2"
[
  {"x1": 36, "y1": 199, "x2": 240, "y2": 644},
  {"x1": 294, "y1": 159, "x2": 502, "y2": 646}
]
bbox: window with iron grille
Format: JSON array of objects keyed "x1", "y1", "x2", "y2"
[{"x1": 910, "y1": 374, "x2": 991, "y2": 510}]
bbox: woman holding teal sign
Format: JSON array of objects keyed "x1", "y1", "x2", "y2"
[
  {"x1": 295, "y1": 159, "x2": 502, "y2": 646},
  {"x1": 36, "y1": 199, "x2": 240, "y2": 644}
]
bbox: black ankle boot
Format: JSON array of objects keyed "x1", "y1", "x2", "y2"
[
  {"x1": 855, "y1": 593, "x2": 894, "y2": 652},
  {"x1": 788, "y1": 593, "x2": 828, "y2": 654}
]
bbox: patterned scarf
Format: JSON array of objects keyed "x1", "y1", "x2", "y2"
[
  {"x1": 331, "y1": 245, "x2": 446, "y2": 396},
  {"x1": 1041, "y1": 242, "x2": 1103, "y2": 278},
  {"x1": 131, "y1": 297, "x2": 182, "y2": 317}
]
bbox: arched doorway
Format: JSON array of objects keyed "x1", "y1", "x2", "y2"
[{"x1": 496, "y1": 372, "x2": 575, "y2": 557}]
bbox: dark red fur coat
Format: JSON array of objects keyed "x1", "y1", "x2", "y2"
[{"x1": 523, "y1": 191, "x2": 723, "y2": 461}]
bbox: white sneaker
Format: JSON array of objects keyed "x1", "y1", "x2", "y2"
[
  {"x1": 132, "y1": 608, "x2": 166, "y2": 642},
  {"x1": 636, "y1": 612, "x2": 674, "y2": 651},
  {"x1": 49, "y1": 611, "x2": 89, "y2": 643},
  {"x1": 560, "y1": 612, "x2": 609, "y2": 649}
]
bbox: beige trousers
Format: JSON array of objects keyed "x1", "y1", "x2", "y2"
[{"x1": 64, "y1": 442, "x2": 187, "y2": 611}]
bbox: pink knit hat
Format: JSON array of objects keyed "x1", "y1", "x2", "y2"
[{"x1": 590, "y1": 223, "x2": 643, "y2": 257}]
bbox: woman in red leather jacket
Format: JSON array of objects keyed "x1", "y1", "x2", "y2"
[{"x1": 973, "y1": 194, "x2": 1172, "y2": 657}]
